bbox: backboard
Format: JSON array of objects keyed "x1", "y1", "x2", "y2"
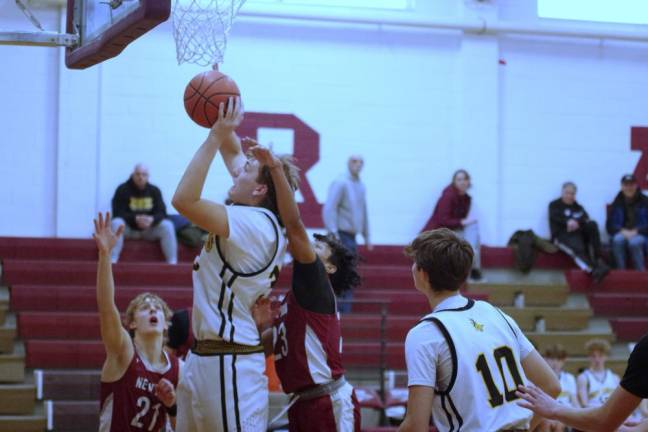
[{"x1": 65, "y1": 0, "x2": 171, "y2": 69}]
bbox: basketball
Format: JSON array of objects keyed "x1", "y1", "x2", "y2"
[{"x1": 184, "y1": 70, "x2": 241, "y2": 128}]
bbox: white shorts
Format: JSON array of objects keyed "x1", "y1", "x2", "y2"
[{"x1": 176, "y1": 351, "x2": 268, "y2": 432}]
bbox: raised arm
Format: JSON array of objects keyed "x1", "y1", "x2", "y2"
[
  {"x1": 249, "y1": 144, "x2": 316, "y2": 264},
  {"x1": 93, "y1": 212, "x2": 133, "y2": 363},
  {"x1": 172, "y1": 98, "x2": 242, "y2": 237}
]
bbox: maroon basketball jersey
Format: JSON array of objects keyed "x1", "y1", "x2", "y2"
[
  {"x1": 99, "y1": 348, "x2": 179, "y2": 432},
  {"x1": 273, "y1": 288, "x2": 345, "y2": 394}
]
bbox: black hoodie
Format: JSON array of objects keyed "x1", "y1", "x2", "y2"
[{"x1": 111, "y1": 178, "x2": 167, "y2": 230}]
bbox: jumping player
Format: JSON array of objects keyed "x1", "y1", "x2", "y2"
[
  {"x1": 397, "y1": 228, "x2": 560, "y2": 432},
  {"x1": 94, "y1": 212, "x2": 179, "y2": 432},
  {"x1": 250, "y1": 145, "x2": 362, "y2": 431},
  {"x1": 172, "y1": 99, "x2": 300, "y2": 431}
]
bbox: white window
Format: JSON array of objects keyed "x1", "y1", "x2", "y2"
[{"x1": 538, "y1": 0, "x2": 648, "y2": 26}]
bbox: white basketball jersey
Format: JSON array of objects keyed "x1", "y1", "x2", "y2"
[
  {"x1": 557, "y1": 371, "x2": 577, "y2": 406},
  {"x1": 191, "y1": 206, "x2": 286, "y2": 345},
  {"x1": 583, "y1": 369, "x2": 619, "y2": 408},
  {"x1": 420, "y1": 299, "x2": 532, "y2": 432}
]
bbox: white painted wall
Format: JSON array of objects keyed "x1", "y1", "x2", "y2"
[{"x1": 1, "y1": 0, "x2": 647, "y2": 245}]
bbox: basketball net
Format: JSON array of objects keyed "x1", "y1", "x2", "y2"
[{"x1": 172, "y1": 0, "x2": 246, "y2": 68}]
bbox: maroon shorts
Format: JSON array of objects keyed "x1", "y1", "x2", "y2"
[{"x1": 287, "y1": 383, "x2": 361, "y2": 432}]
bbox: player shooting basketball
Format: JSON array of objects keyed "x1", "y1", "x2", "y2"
[
  {"x1": 249, "y1": 144, "x2": 362, "y2": 431},
  {"x1": 172, "y1": 98, "x2": 300, "y2": 431},
  {"x1": 93, "y1": 212, "x2": 180, "y2": 432}
]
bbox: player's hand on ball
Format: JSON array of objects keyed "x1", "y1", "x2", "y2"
[
  {"x1": 211, "y1": 96, "x2": 243, "y2": 138},
  {"x1": 154, "y1": 378, "x2": 176, "y2": 408},
  {"x1": 249, "y1": 144, "x2": 281, "y2": 169},
  {"x1": 93, "y1": 212, "x2": 123, "y2": 255},
  {"x1": 515, "y1": 384, "x2": 559, "y2": 419}
]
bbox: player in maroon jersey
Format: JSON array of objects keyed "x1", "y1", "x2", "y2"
[
  {"x1": 249, "y1": 144, "x2": 362, "y2": 431},
  {"x1": 93, "y1": 212, "x2": 180, "y2": 432}
]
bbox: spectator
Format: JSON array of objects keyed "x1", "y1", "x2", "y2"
[
  {"x1": 549, "y1": 182, "x2": 609, "y2": 282},
  {"x1": 606, "y1": 174, "x2": 648, "y2": 271},
  {"x1": 111, "y1": 163, "x2": 177, "y2": 264},
  {"x1": 422, "y1": 169, "x2": 483, "y2": 281},
  {"x1": 323, "y1": 155, "x2": 370, "y2": 313},
  {"x1": 577, "y1": 339, "x2": 619, "y2": 409},
  {"x1": 537, "y1": 344, "x2": 578, "y2": 432}
]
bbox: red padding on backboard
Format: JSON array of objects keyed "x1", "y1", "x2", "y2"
[{"x1": 65, "y1": 0, "x2": 170, "y2": 69}]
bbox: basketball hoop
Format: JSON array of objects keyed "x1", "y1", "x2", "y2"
[{"x1": 172, "y1": 0, "x2": 246, "y2": 68}]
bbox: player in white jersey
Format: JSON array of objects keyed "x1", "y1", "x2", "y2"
[
  {"x1": 538, "y1": 345, "x2": 578, "y2": 432},
  {"x1": 577, "y1": 339, "x2": 619, "y2": 410},
  {"x1": 172, "y1": 98, "x2": 300, "y2": 432},
  {"x1": 398, "y1": 229, "x2": 560, "y2": 432}
]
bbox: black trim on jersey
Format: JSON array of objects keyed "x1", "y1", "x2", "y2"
[
  {"x1": 434, "y1": 298, "x2": 475, "y2": 313},
  {"x1": 447, "y1": 394, "x2": 464, "y2": 430},
  {"x1": 227, "y1": 277, "x2": 238, "y2": 341},
  {"x1": 495, "y1": 307, "x2": 518, "y2": 339},
  {"x1": 215, "y1": 210, "x2": 280, "y2": 277},
  {"x1": 219, "y1": 355, "x2": 229, "y2": 432},
  {"x1": 217, "y1": 267, "x2": 228, "y2": 338},
  {"x1": 232, "y1": 354, "x2": 242, "y2": 431},
  {"x1": 440, "y1": 395, "x2": 455, "y2": 431}
]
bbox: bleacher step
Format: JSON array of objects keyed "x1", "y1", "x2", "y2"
[
  {"x1": 502, "y1": 306, "x2": 591, "y2": 332},
  {"x1": 468, "y1": 283, "x2": 568, "y2": 307},
  {"x1": 0, "y1": 402, "x2": 47, "y2": 432},
  {"x1": 0, "y1": 341, "x2": 25, "y2": 383},
  {"x1": 0, "y1": 382, "x2": 36, "y2": 415},
  {"x1": 0, "y1": 314, "x2": 16, "y2": 354}
]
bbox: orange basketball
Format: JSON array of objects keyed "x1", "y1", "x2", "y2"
[{"x1": 184, "y1": 70, "x2": 240, "y2": 128}]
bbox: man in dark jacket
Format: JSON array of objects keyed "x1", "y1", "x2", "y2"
[
  {"x1": 606, "y1": 174, "x2": 648, "y2": 271},
  {"x1": 549, "y1": 182, "x2": 609, "y2": 280},
  {"x1": 110, "y1": 164, "x2": 177, "y2": 264}
]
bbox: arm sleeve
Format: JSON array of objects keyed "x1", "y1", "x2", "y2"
[
  {"x1": 151, "y1": 186, "x2": 167, "y2": 226},
  {"x1": 620, "y1": 335, "x2": 648, "y2": 398},
  {"x1": 433, "y1": 192, "x2": 462, "y2": 230},
  {"x1": 291, "y1": 258, "x2": 336, "y2": 314},
  {"x1": 322, "y1": 180, "x2": 344, "y2": 234},
  {"x1": 405, "y1": 325, "x2": 438, "y2": 388},
  {"x1": 111, "y1": 185, "x2": 136, "y2": 228}
]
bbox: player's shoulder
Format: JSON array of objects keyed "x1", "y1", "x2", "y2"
[{"x1": 407, "y1": 314, "x2": 443, "y2": 342}]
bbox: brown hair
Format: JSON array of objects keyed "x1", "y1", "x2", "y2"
[
  {"x1": 585, "y1": 338, "x2": 611, "y2": 355},
  {"x1": 404, "y1": 228, "x2": 474, "y2": 292},
  {"x1": 124, "y1": 292, "x2": 173, "y2": 337},
  {"x1": 255, "y1": 154, "x2": 300, "y2": 224},
  {"x1": 544, "y1": 344, "x2": 568, "y2": 360}
]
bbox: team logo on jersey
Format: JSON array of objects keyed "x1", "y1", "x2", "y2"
[
  {"x1": 205, "y1": 233, "x2": 215, "y2": 252},
  {"x1": 469, "y1": 318, "x2": 484, "y2": 332}
]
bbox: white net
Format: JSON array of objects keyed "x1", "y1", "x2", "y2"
[{"x1": 172, "y1": 0, "x2": 246, "y2": 67}]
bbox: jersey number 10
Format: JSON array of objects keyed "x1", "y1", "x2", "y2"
[{"x1": 475, "y1": 346, "x2": 524, "y2": 408}]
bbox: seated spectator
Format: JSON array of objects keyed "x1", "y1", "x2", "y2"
[
  {"x1": 577, "y1": 339, "x2": 619, "y2": 409},
  {"x1": 537, "y1": 344, "x2": 578, "y2": 432},
  {"x1": 549, "y1": 182, "x2": 609, "y2": 282},
  {"x1": 110, "y1": 164, "x2": 177, "y2": 264},
  {"x1": 421, "y1": 169, "x2": 483, "y2": 281},
  {"x1": 606, "y1": 174, "x2": 648, "y2": 271}
]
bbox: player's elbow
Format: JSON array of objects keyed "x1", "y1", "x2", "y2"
[{"x1": 172, "y1": 194, "x2": 190, "y2": 214}]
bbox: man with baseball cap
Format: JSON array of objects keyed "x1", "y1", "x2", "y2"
[{"x1": 606, "y1": 174, "x2": 648, "y2": 271}]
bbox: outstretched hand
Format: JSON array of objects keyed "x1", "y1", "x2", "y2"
[
  {"x1": 154, "y1": 378, "x2": 176, "y2": 408},
  {"x1": 210, "y1": 96, "x2": 243, "y2": 139},
  {"x1": 93, "y1": 212, "x2": 123, "y2": 255},
  {"x1": 515, "y1": 384, "x2": 559, "y2": 419},
  {"x1": 248, "y1": 144, "x2": 281, "y2": 169}
]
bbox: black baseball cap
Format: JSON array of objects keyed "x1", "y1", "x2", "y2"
[{"x1": 621, "y1": 174, "x2": 637, "y2": 184}]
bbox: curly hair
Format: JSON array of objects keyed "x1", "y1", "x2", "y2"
[{"x1": 313, "y1": 233, "x2": 361, "y2": 296}]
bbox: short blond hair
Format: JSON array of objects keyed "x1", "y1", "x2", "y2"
[
  {"x1": 124, "y1": 292, "x2": 173, "y2": 335},
  {"x1": 585, "y1": 338, "x2": 611, "y2": 355}
]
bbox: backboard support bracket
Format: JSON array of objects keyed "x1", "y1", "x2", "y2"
[{"x1": 0, "y1": 30, "x2": 78, "y2": 47}]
